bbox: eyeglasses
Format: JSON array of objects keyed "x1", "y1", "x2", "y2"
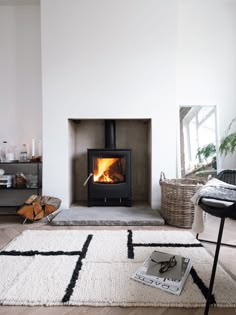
[{"x1": 150, "y1": 255, "x2": 177, "y2": 274}]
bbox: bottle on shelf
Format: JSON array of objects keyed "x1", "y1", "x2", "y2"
[
  {"x1": 20, "y1": 144, "x2": 28, "y2": 162},
  {"x1": 6, "y1": 146, "x2": 16, "y2": 162},
  {"x1": 0, "y1": 141, "x2": 8, "y2": 162}
]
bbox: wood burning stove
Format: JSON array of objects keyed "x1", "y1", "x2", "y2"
[
  {"x1": 87, "y1": 149, "x2": 131, "y2": 206},
  {"x1": 86, "y1": 120, "x2": 132, "y2": 206}
]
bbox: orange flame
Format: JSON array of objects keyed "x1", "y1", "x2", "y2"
[{"x1": 93, "y1": 158, "x2": 120, "y2": 183}]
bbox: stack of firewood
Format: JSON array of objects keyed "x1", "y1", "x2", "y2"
[{"x1": 17, "y1": 195, "x2": 61, "y2": 221}]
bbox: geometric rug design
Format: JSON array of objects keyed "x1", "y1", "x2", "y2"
[{"x1": 0, "y1": 230, "x2": 236, "y2": 307}]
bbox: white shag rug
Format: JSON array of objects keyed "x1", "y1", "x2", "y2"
[{"x1": 0, "y1": 229, "x2": 236, "y2": 307}]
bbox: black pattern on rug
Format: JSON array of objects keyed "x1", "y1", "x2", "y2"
[
  {"x1": 0, "y1": 250, "x2": 82, "y2": 256},
  {"x1": 0, "y1": 233, "x2": 93, "y2": 304},
  {"x1": 127, "y1": 229, "x2": 215, "y2": 305},
  {"x1": 127, "y1": 229, "x2": 203, "y2": 257},
  {"x1": 62, "y1": 234, "x2": 93, "y2": 303},
  {"x1": 127, "y1": 229, "x2": 134, "y2": 259},
  {"x1": 190, "y1": 267, "x2": 216, "y2": 305}
]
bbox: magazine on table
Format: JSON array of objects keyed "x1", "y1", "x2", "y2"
[{"x1": 131, "y1": 250, "x2": 192, "y2": 295}]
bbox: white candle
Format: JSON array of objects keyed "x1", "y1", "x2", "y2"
[
  {"x1": 38, "y1": 140, "x2": 42, "y2": 157},
  {"x1": 32, "y1": 138, "x2": 35, "y2": 157}
]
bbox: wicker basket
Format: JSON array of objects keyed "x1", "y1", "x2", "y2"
[{"x1": 159, "y1": 172, "x2": 205, "y2": 228}]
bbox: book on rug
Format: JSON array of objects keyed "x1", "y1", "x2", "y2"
[
  {"x1": 131, "y1": 250, "x2": 192, "y2": 295},
  {"x1": 146, "y1": 251, "x2": 183, "y2": 280}
]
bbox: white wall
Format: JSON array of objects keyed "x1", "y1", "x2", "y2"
[
  {"x1": 0, "y1": 1, "x2": 42, "y2": 159},
  {"x1": 1, "y1": 0, "x2": 236, "y2": 209},
  {"x1": 41, "y1": 0, "x2": 178, "y2": 208},
  {"x1": 41, "y1": 0, "x2": 236, "y2": 208},
  {"x1": 176, "y1": 0, "x2": 236, "y2": 170}
]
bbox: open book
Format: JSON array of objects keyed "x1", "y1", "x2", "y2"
[{"x1": 131, "y1": 250, "x2": 192, "y2": 295}]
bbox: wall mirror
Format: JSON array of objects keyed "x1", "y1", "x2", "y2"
[{"x1": 179, "y1": 105, "x2": 217, "y2": 178}]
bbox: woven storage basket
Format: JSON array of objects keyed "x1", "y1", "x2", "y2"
[{"x1": 159, "y1": 172, "x2": 205, "y2": 228}]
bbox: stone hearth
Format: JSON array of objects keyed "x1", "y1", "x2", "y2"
[{"x1": 50, "y1": 206, "x2": 164, "y2": 226}]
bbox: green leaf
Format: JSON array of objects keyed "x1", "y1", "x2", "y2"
[
  {"x1": 219, "y1": 132, "x2": 236, "y2": 156},
  {"x1": 196, "y1": 143, "x2": 216, "y2": 162}
]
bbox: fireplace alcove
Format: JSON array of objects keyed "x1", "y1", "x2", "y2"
[{"x1": 69, "y1": 119, "x2": 151, "y2": 207}]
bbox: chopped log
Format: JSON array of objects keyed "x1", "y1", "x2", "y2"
[
  {"x1": 32, "y1": 202, "x2": 42, "y2": 216},
  {"x1": 45, "y1": 204, "x2": 57, "y2": 216},
  {"x1": 34, "y1": 210, "x2": 44, "y2": 221},
  {"x1": 35, "y1": 195, "x2": 61, "y2": 216},
  {"x1": 24, "y1": 195, "x2": 37, "y2": 205},
  {"x1": 109, "y1": 172, "x2": 124, "y2": 182},
  {"x1": 35, "y1": 196, "x2": 48, "y2": 205},
  {"x1": 17, "y1": 195, "x2": 61, "y2": 222},
  {"x1": 45, "y1": 197, "x2": 61, "y2": 210},
  {"x1": 95, "y1": 159, "x2": 125, "y2": 183},
  {"x1": 35, "y1": 196, "x2": 61, "y2": 209},
  {"x1": 17, "y1": 205, "x2": 34, "y2": 221},
  {"x1": 104, "y1": 170, "x2": 124, "y2": 182},
  {"x1": 109, "y1": 160, "x2": 123, "y2": 173}
]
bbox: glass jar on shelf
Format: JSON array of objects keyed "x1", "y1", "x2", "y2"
[
  {"x1": 20, "y1": 144, "x2": 28, "y2": 162},
  {"x1": 26, "y1": 174, "x2": 38, "y2": 188},
  {"x1": 6, "y1": 146, "x2": 16, "y2": 162}
]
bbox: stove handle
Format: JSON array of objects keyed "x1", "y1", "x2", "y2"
[{"x1": 83, "y1": 173, "x2": 93, "y2": 186}]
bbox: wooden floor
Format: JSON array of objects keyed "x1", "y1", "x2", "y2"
[{"x1": 0, "y1": 214, "x2": 235, "y2": 315}]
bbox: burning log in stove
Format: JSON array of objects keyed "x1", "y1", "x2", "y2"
[{"x1": 94, "y1": 157, "x2": 125, "y2": 183}]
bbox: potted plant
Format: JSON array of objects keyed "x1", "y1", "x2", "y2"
[
  {"x1": 196, "y1": 143, "x2": 216, "y2": 168},
  {"x1": 219, "y1": 117, "x2": 236, "y2": 156}
]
